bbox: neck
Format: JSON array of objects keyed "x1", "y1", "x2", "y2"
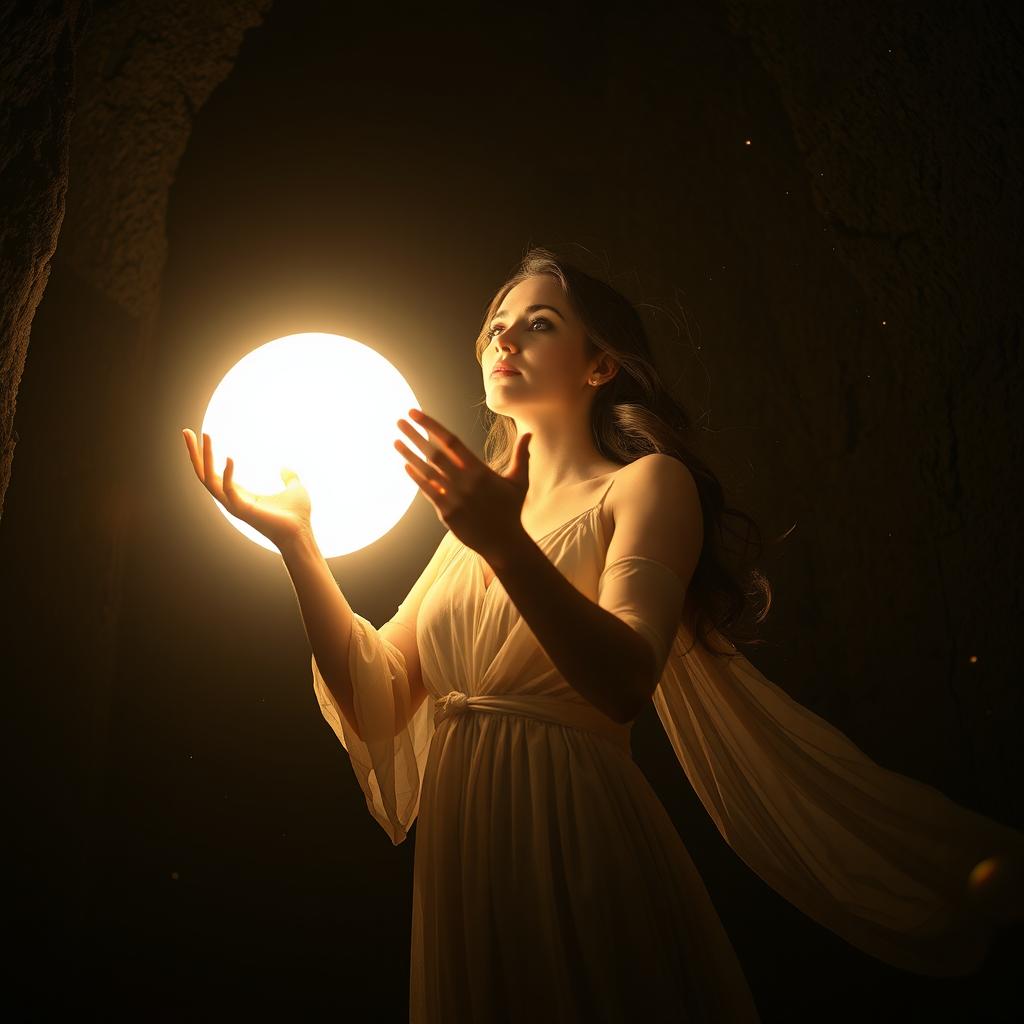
[{"x1": 513, "y1": 412, "x2": 617, "y2": 502}]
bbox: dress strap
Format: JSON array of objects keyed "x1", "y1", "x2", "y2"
[{"x1": 595, "y1": 473, "x2": 618, "y2": 512}]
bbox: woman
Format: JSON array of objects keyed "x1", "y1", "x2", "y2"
[{"x1": 183, "y1": 248, "x2": 1023, "y2": 1022}]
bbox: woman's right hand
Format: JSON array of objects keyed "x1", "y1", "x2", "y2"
[{"x1": 182, "y1": 428, "x2": 313, "y2": 550}]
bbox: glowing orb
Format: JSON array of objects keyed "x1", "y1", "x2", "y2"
[{"x1": 200, "y1": 332, "x2": 424, "y2": 558}]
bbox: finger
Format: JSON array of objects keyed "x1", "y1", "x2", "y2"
[
  {"x1": 406, "y1": 409, "x2": 474, "y2": 470},
  {"x1": 394, "y1": 438, "x2": 449, "y2": 490},
  {"x1": 202, "y1": 432, "x2": 213, "y2": 488},
  {"x1": 222, "y1": 456, "x2": 255, "y2": 513},
  {"x1": 403, "y1": 459, "x2": 449, "y2": 501},
  {"x1": 406, "y1": 409, "x2": 468, "y2": 468},
  {"x1": 202, "y1": 433, "x2": 229, "y2": 505},
  {"x1": 396, "y1": 418, "x2": 461, "y2": 475},
  {"x1": 183, "y1": 429, "x2": 203, "y2": 479},
  {"x1": 222, "y1": 456, "x2": 237, "y2": 501}
]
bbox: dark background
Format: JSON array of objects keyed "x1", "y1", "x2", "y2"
[{"x1": 2, "y1": 0, "x2": 1021, "y2": 1019}]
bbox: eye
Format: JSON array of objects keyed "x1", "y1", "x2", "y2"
[{"x1": 486, "y1": 317, "x2": 551, "y2": 339}]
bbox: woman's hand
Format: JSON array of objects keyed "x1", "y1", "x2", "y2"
[
  {"x1": 394, "y1": 408, "x2": 532, "y2": 562},
  {"x1": 182, "y1": 428, "x2": 313, "y2": 550}
]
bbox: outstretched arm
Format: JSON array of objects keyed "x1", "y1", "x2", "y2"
[{"x1": 280, "y1": 528, "x2": 359, "y2": 725}]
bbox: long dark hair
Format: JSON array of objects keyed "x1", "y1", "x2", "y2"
[{"x1": 472, "y1": 246, "x2": 778, "y2": 659}]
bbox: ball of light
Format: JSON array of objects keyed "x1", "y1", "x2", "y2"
[{"x1": 200, "y1": 332, "x2": 425, "y2": 558}]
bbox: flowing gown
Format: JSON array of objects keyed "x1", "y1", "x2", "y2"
[{"x1": 311, "y1": 472, "x2": 1024, "y2": 1023}]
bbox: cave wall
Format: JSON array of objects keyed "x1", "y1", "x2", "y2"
[
  {"x1": 725, "y1": 0, "x2": 1024, "y2": 813},
  {"x1": 0, "y1": 1, "x2": 87, "y2": 520},
  {"x1": 2, "y1": 0, "x2": 1020, "y2": 1016},
  {"x1": 1, "y1": 0, "x2": 272, "y2": 999}
]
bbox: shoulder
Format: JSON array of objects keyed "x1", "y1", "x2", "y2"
[
  {"x1": 617, "y1": 453, "x2": 699, "y2": 505},
  {"x1": 605, "y1": 453, "x2": 704, "y2": 584},
  {"x1": 609, "y1": 454, "x2": 703, "y2": 544}
]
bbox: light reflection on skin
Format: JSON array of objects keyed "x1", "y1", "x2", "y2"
[{"x1": 482, "y1": 274, "x2": 622, "y2": 503}]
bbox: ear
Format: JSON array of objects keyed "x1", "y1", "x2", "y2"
[{"x1": 591, "y1": 353, "x2": 620, "y2": 384}]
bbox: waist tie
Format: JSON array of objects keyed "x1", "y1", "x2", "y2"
[{"x1": 432, "y1": 690, "x2": 632, "y2": 755}]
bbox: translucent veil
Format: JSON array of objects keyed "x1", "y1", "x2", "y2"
[{"x1": 601, "y1": 553, "x2": 1024, "y2": 978}]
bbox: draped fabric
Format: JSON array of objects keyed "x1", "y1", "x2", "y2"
[
  {"x1": 312, "y1": 608, "x2": 434, "y2": 843},
  {"x1": 312, "y1": 470, "x2": 1023, "y2": 1020},
  {"x1": 605, "y1": 556, "x2": 1024, "y2": 978},
  {"x1": 312, "y1": 529, "x2": 461, "y2": 844}
]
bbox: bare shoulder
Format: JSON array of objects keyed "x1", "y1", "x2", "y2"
[
  {"x1": 606, "y1": 454, "x2": 703, "y2": 559},
  {"x1": 613, "y1": 453, "x2": 699, "y2": 506}
]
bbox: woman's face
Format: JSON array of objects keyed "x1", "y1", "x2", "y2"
[{"x1": 482, "y1": 275, "x2": 600, "y2": 418}]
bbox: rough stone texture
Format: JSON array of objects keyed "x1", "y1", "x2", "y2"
[
  {"x1": 724, "y1": 0, "x2": 1023, "y2": 820},
  {"x1": 1, "y1": 0, "x2": 272, "y2": 1005},
  {"x1": 0, "y1": 1, "x2": 87, "y2": 523},
  {"x1": 61, "y1": 0, "x2": 273, "y2": 320}
]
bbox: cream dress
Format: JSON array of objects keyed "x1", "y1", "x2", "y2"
[{"x1": 312, "y1": 471, "x2": 1024, "y2": 1023}]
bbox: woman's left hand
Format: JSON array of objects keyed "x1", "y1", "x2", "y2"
[{"x1": 394, "y1": 408, "x2": 532, "y2": 562}]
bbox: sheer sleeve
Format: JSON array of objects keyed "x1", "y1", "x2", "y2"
[
  {"x1": 599, "y1": 553, "x2": 686, "y2": 684},
  {"x1": 312, "y1": 529, "x2": 457, "y2": 845},
  {"x1": 600, "y1": 553, "x2": 1024, "y2": 977}
]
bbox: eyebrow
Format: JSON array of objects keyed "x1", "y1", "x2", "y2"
[{"x1": 490, "y1": 303, "x2": 565, "y2": 323}]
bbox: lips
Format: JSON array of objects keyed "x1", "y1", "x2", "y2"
[{"x1": 491, "y1": 365, "x2": 521, "y2": 376}]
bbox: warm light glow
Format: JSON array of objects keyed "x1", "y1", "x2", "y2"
[
  {"x1": 200, "y1": 332, "x2": 424, "y2": 558},
  {"x1": 965, "y1": 855, "x2": 1024, "y2": 924},
  {"x1": 968, "y1": 857, "x2": 999, "y2": 888}
]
